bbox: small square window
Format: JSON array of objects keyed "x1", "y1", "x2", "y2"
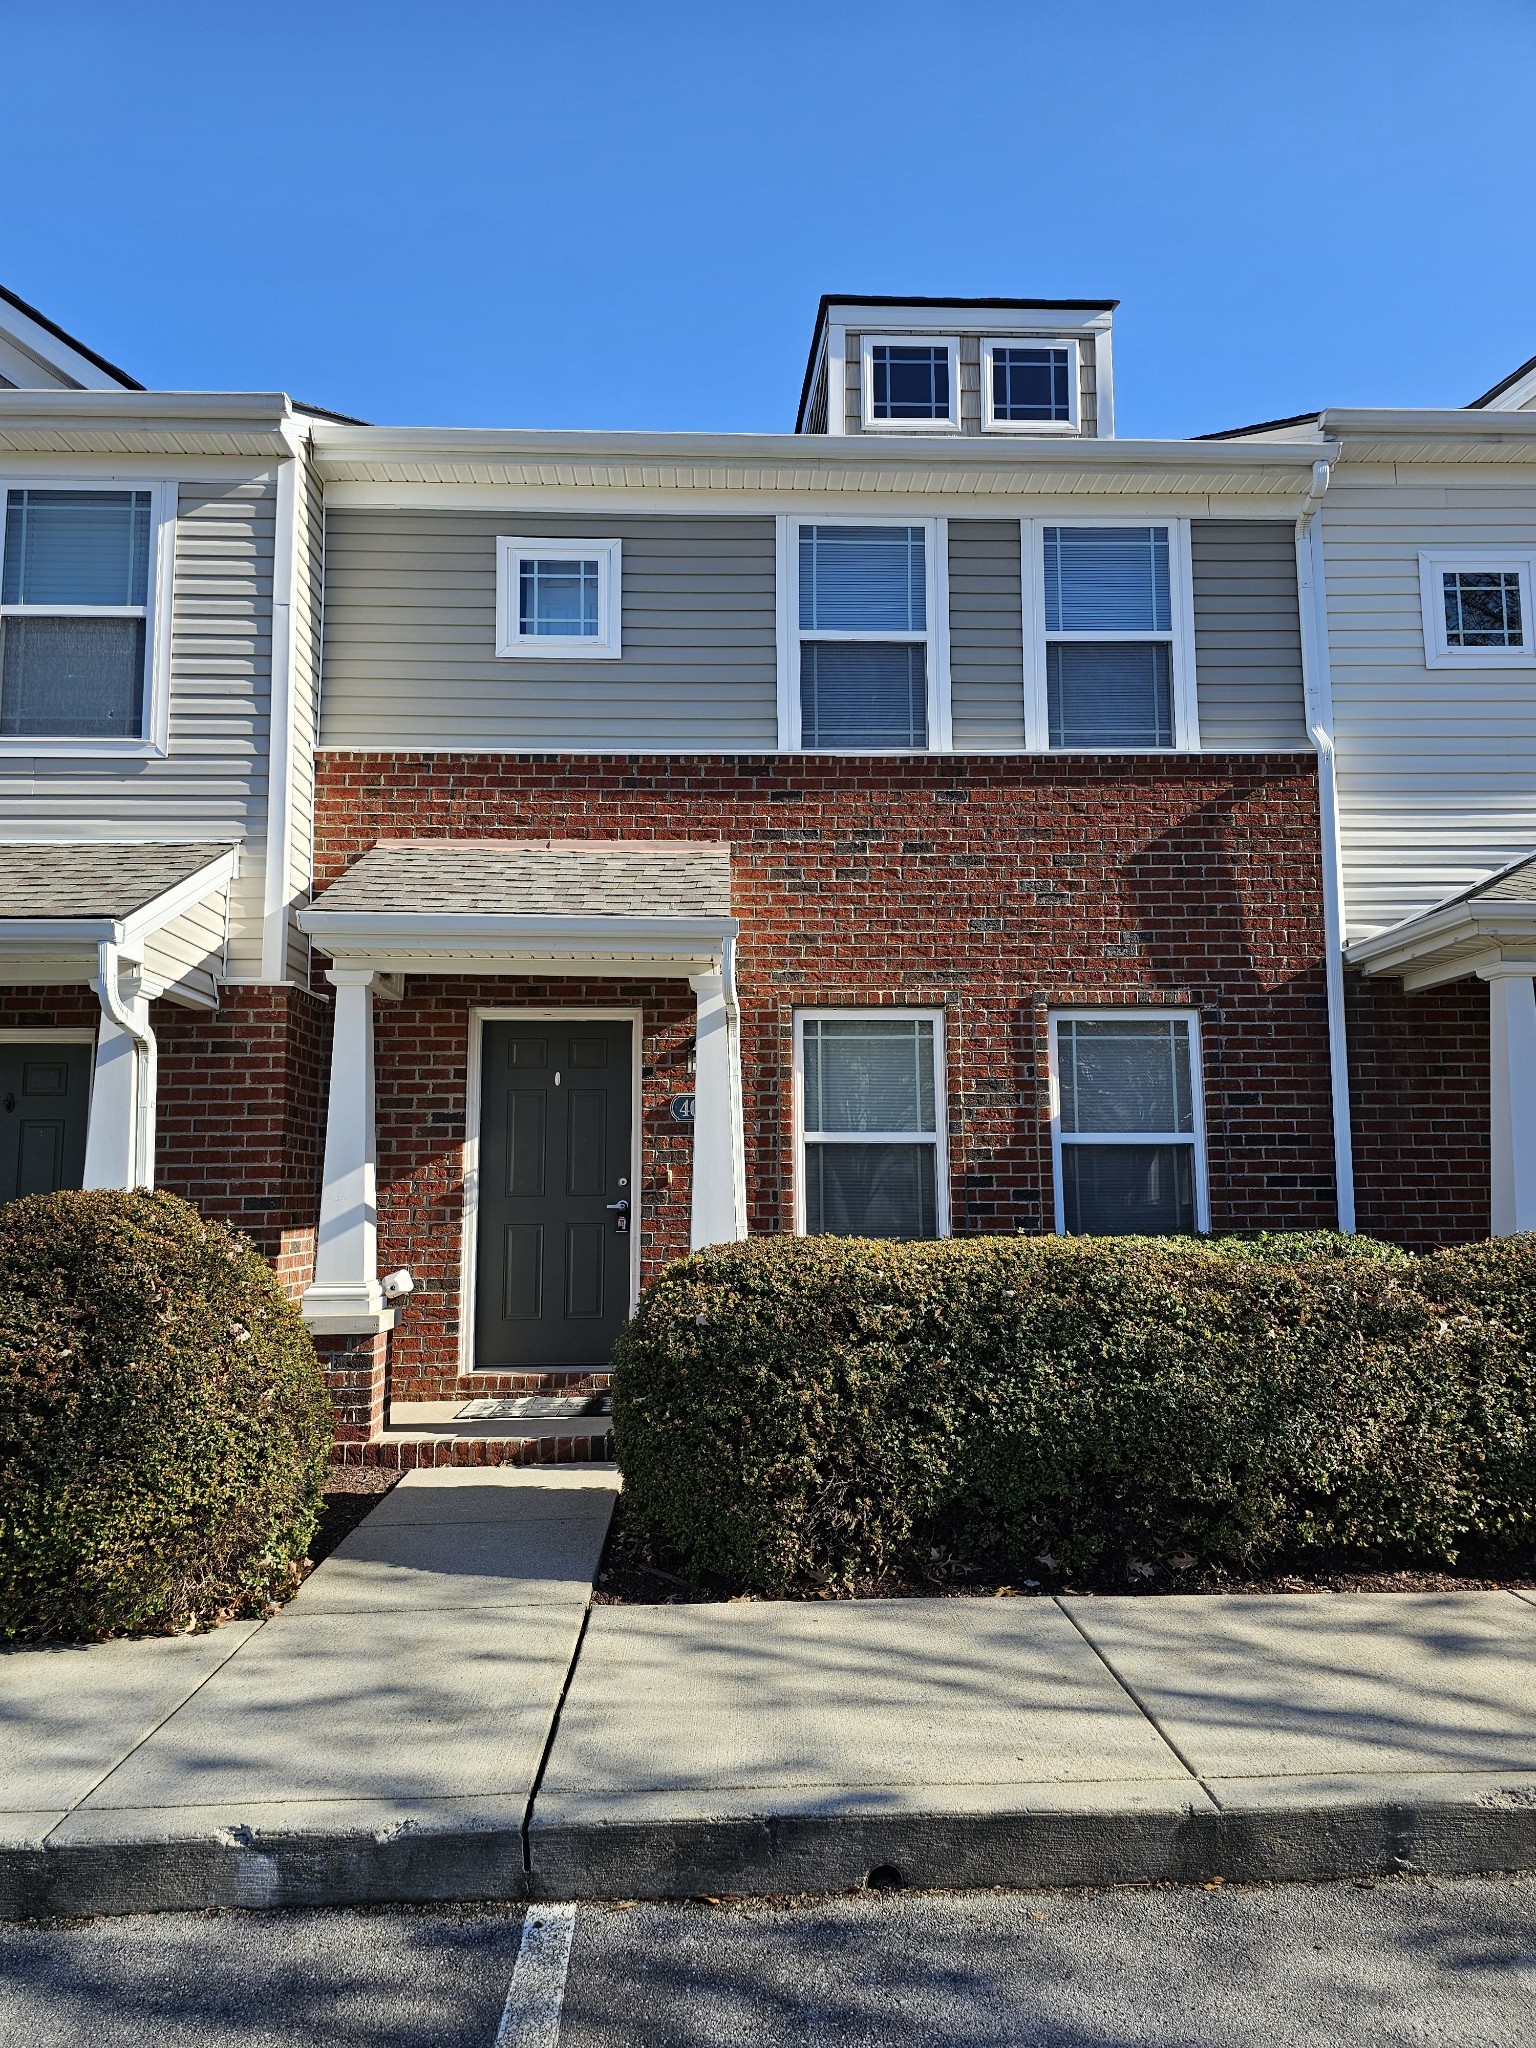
[
  {"x1": 984, "y1": 340, "x2": 1079, "y2": 431},
  {"x1": 496, "y1": 537, "x2": 622, "y2": 658},
  {"x1": 861, "y1": 338, "x2": 959, "y2": 430},
  {"x1": 1418, "y1": 552, "x2": 1536, "y2": 668}
]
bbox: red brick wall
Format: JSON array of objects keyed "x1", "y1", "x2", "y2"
[
  {"x1": 155, "y1": 984, "x2": 329, "y2": 1296},
  {"x1": 1346, "y1": 971, "x2": 1490, "y2": 1248},
  {"x1": 316, "y1": 752, "x2": 1341, "y2": 1395}
]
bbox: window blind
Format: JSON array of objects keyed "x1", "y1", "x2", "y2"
[
  {"x1": 1044, "y1": 526, "x2": 1170, "y2": 633},
  {"x1": 799, "y1": 525, "x2": 926, "y2": 632},
  {"x1": 2, "y1": 490, "x2": 152, "y2": 608}
]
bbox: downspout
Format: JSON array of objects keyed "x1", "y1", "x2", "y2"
[
  {"x1": 96, "y1": 939, "x2": 157, "y2": 1189},
  {"x1": 720, "y1": 930, "x2": 748, "y2": 1237},
  {"x1": 1296, "y1": 457, "x2": 1357, "y2": 1232}
]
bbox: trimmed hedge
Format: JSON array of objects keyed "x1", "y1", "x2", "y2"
[
  {"x1": 611, "y1": 1232, "x2": 1536, "y2": 1592},
  {"x1": 0, "y1": 1190, "x2": 332, "y2": 1640}
]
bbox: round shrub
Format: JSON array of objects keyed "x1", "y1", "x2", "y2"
[
  {"x1": 612, "y1": 1231, "x2": 1536, "y2": 1594},
  {"x1": 0, "y1": 1190, "x2": 332, "y2": 1640}
]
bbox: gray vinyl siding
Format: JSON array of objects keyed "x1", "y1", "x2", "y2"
[
  {"x1": 319, "y1": 511, "x2": 779, "y2": 752},
  {"x1": 948, "y1": 520, "x2": 1026, "y2": 749},
  {"x1": 1190, "y1": 520, "x2": 1309, "y2": 749},
  {"x1": 0, "y1": 474, "x2": 276, "y2": 979},
  {"x1": 842, "y1": 332, "x2": 1098, "y2": 437},
  {"x1": 1321, "y1": 463, "x2": 1536, "y2": 938},
  {"x1": 140, "y1": 884, "x2": 229, "y2": 1007}
]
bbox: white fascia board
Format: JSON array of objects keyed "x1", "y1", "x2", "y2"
[
  {"x1": 1479, "y1": 368, "x2": 1536, "y2": 413},
  {"x1": 824, "y1": 303, "x2": 1114, "y2": 334},
  {"x1": 0, "y1": 305, "x2": 130, "y2": 391},
  {"x1": 1346, "y1": 902, "x2": 1536, "y2": 982},
  {"x1": 0, "y1": 917, "x2": 122, "y2": 946},
  {"x1": 297, "y1": 909, "x2": 739, "y2": 951},
  {"x1": 118, "y1": 849, "x2": 240, "y2": 951}
]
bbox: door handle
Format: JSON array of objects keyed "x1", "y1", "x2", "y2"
[
  {"x1": 605, "y1": 1200, "x2": 630, "y2": 1211},
  {"x1": 606, "y1": 1197, "x2": 630, "y2": 1235}
]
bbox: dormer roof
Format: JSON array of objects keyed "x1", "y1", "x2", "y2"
[{"x1": 0, "y1": 283, "x2": 142, "y2": 392}]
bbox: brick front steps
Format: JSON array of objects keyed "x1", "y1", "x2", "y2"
[
  {"x1": 330, "y1": 1393, "x2": 615, "y2": 1470},
  {"x1": 389, "y1": 1368, "x2": 613, "y2": 1401}
]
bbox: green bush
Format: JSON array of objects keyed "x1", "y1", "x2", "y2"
[
  {"x1": 0, "y1": 1190, "x2": 332, "y2": 1640},
  {"x1": 611, "y1": 1231, "x2": 1536, "y2": 1593}
]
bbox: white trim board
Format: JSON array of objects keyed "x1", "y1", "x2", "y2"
[{"x1": 459, "y1": 1005, "x2": 644, "y2": 1376}]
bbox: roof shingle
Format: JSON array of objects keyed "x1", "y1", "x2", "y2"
[
  {"x1": 0, "y1": 842, "x2": 233, "y2": 920},
  {"x1": 312, "y1": 841, "x2": 732, "y2": 919}
]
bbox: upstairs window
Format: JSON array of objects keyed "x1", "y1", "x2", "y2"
[
  {"x1": 1051, "y1": 1012, "x2": 1207, "y2": 1235},
  {"x1": 862, "y1": 338, "x2": 959, "y2": 430},
  {"x1": 797, "y1": 1011, "x2": 947, "y2": 1238},
  {"x1": 983, "y1": 340, "x2": 1079, "y2": 431},
  {"x1": 1035, "y1": 523, "x2": 1190, "y2": 749},
  {"x1": 1419, "y1": 551, "x2": 1536, "y2": 668},
  {"x1": 0, "y1": 489, "x2": 154, "y2": 740},
  {"x1": 496, "y1": 536, "x2": 622, "y2": 658},
  {"x1": 793, "y1": 522, "x2": 938, "y2": 749}
]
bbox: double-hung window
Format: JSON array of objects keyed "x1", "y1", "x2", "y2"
[
  {"x1": 861, "y1": 337, "x2": 959, "y2": 430},
  {"x1": 1026, "y1": 521, "x2": 1194, "y2": 750},
  {"x1": 496, "y1": 537, "x2": 622, "y2": 658},
  {"x1": 0, "y1": 488, "x2": 163, "y2": 744},
  {"x1": 1050, "y1": 1012, "x2": 1208, "y2": 1235},
  {"x1": 983, "y1": 339, "x2": 1079, "y2": 432},
  {"x1": 787, "y1": 520, "x2": 945, "y2": 749},
  {"x1": 797, "y1": 1011, "x2": 947, "y2": 1238},
  {"x1": 1418, "y1": 550, "x2": 1536, "y2": 668}
]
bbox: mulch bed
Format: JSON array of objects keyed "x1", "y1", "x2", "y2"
[
  {"x1": 590, "y1": 1494, "x2": 1536, "y2": 1605},
  {"x1": 307, "y1": 1464, "x2": 401, "y2": 1567}
]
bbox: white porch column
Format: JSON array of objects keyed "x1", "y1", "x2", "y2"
[
  {"x1": 82, "y1": 962, "x2": 154, "y2": 1191},
  {"x1": 303, "y1": 966, "x2": 388, "y2": 1326},
  {"x1": 688, "y1": 965, "x2": 747, "y2": 1249},
  {"x1": 1484, "y1": 966, "x2": 1536, "y2": 1236}
]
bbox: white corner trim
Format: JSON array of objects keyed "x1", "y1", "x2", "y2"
[
  {"x1": 261, "y1": 449, "x2": 301, "y2": 981},
  {"x1": 495, "y1": 535, "x2": 622, "y2": 658},
  {"x1": 1417, "y1": 548, "x2": 1536, "y2": 669}
]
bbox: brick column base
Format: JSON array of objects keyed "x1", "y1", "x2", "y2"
[{"x1": 313, "y1": 1329, "x2": 390, "y2": 1443}]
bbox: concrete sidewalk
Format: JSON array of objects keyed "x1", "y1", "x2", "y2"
[{"x1": 3, "y1": 1479, "x2": 1536, "y2": 1914}]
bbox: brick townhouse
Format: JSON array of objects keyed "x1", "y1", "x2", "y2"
[{"x1": 2, "y1": 283, "x2": 1534, "y2": 1459}]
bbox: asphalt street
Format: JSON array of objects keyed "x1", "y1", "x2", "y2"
[{"x1": 2, "y1": 1873, "x2": 1534, "y2": 2047}]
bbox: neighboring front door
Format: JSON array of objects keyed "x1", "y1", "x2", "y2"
[
  {"x1": 475, "y1": 1019, "x2": 634, "y2": 1368},
  {"x1": 0, "y1": 1040, "x2": 91, "y2": 1201}
]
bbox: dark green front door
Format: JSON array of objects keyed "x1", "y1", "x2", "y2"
[
  {"x1": 475, "y1": 1019, "x2": 634, "y2": 1369},
  {"x1": 0, "y1": 1040, "x2": 91, "y2": 1201}
]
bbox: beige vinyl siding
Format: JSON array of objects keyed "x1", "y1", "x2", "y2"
[
  {"x1": 958, "y1": 335, "x2": 982, "y2": 432},
  {"x1": 139, "y1": 882, "x2": 229, "y2": 1007},
  {"x1": 1323, "y1": 463, "x2": 1536, "y2": 938},
  {"x1": 948, "y1": 520, "x2": 1026, "y2": 749},
  {"x1": 283, "y1": 453, "x2": 324, "y2": 982},
  {"x1": 0, "y1": 474, "x2": 276, "y2": 979},
  {"x1": 320, "y1": 511, "x2": 779, "y2": 752},
  {"x1": 1190, "y1": 520, "x2": 1308, "y2": 749}
]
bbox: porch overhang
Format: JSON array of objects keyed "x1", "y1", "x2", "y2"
[{"x1": 296, "y1": 908, "x2": 738, "y2": 979}]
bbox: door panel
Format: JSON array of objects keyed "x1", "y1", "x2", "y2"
[
  {"x1": 0, "y1": 1041, "x2": 91, "y2": 1202},
  {"x1": 476, "y1": 1020, "x2": 633, "y2": 1368}
]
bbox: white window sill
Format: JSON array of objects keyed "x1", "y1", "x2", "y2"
[
  {"x1": 494, "y1": 641, "x2": 623, "y2": 661},
  {"x1": 0, "y1": 737, "x2": 166, "y2": 759}
]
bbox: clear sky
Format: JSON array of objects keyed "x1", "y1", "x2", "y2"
[{"x1": 6, "y1": 0, "x2": 1535, "y2": 437}]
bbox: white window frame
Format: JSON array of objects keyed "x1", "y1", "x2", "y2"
[
  {"x1": 775, "y1": 514, "x2": 951, "y2": 752},
  {"x1": 1021, "y1": 515, "x2": 1198, "y2": 752},
  {"x1": 495, "y1": 536, "x2": 623, "y2": 659},
  {"x1": 1418, "y1": 549, "x2": 1536, "y2": 669},
  {"x1": 0, "y1": 478, "x2": 176, "y2": 758},
  {"x1": 792, "y1": 1006, "x2": 951, "y2": 1238},
  {"x1": 981, "y1": 337, "x2": 1080, "y2": 435},
  {"x1": 1047, "y1": 1008, "x2": 1210, "y2": 1236},
  {"x1": 860, "y1": 335, "x2": 961, "y2": 433}
]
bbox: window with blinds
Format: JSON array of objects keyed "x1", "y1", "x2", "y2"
[
  {"x1": 799, "y1": 1013, "x2": 945, "y2": 1238},
  {"x1": 796, "y1": 524, "x2": 930, "y2": 749},
  {"x1": 1051, "y1": 1013, "x2": 1205, "y2": 1235},
  {"x1": 0, "y1": 489, "x2": 153, "y2": 738},
  {"x1": 1042, "y1": 525, "x2": 1176, "y2": 748}
]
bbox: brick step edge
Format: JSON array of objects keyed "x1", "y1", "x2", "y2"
[
  {"x1": 331, "y1": 1432, "x2": 615, "y2": 1471},
  {"x1": 390, "y1": 1372, "x2": 614, "y2": 1400}
]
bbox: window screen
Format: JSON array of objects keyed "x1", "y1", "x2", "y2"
[
  {"x1": 0, "y1": 490, "x2": 152, "y2": 739},
  {"x1": 991, "y1": 346, "x2": 1072, "y2": 423},
  {"x1": 1055, "y1": 1016, "x2": 1200, "y2": 1236},
  {"x1": 802, "y1": 1016, "x2": 940, "y2": 1238},
  {"x1": 1442, "y1": 570, "x2": 1524, "y2": 649},
  {"x1": 870, "y1": 345, "x2": 951, "y2": 422}
]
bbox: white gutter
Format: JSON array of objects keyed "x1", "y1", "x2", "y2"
[
  {"x1": 95, "y1": 939, "x2": 156, "y2": 1189},
  {"x1": 1296, "y1": 458, "x2": 1356, "y2": 1232},
  {"x1": 720, "y1": 930, "x2": 748, "y2": 1236},
  {"x1": 261, "y1": 429, "x2": 303, "y2": 981}
]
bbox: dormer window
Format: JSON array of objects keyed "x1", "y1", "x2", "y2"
[
  {"x1": 983, "y1": 339, "x2": 1079, "y2": 432},
  {"x1": 861, "y1": 338, "x2": 959, "y2": 431},
  {"x1": 496, "y1": 536, "x2": 622, "y2": 658}
]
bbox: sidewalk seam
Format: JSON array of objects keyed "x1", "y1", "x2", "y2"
[
  {"x1": 37, "y1": 1619, "x2": 271, "y2": 1846},
  {"x1": 1052, "y1": 1599, "x2": 1214, "y2": 1799},
  {"x1": 523, "y1": 1605, "x2": 594, "y2": 1876}
]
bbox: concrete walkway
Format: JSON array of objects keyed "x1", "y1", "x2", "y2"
[{"x1": 3, "y1": 1483, "x2": 1535, "y2": 1915}]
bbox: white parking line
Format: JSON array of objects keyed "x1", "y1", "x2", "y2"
[{"x1": 495, "y1": 1903, "x2": 577, "y2": 2048}]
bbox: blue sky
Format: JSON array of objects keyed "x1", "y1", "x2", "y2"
[{"x1": 6, "y1": 0, "x2": 1535, "y2": 436}]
